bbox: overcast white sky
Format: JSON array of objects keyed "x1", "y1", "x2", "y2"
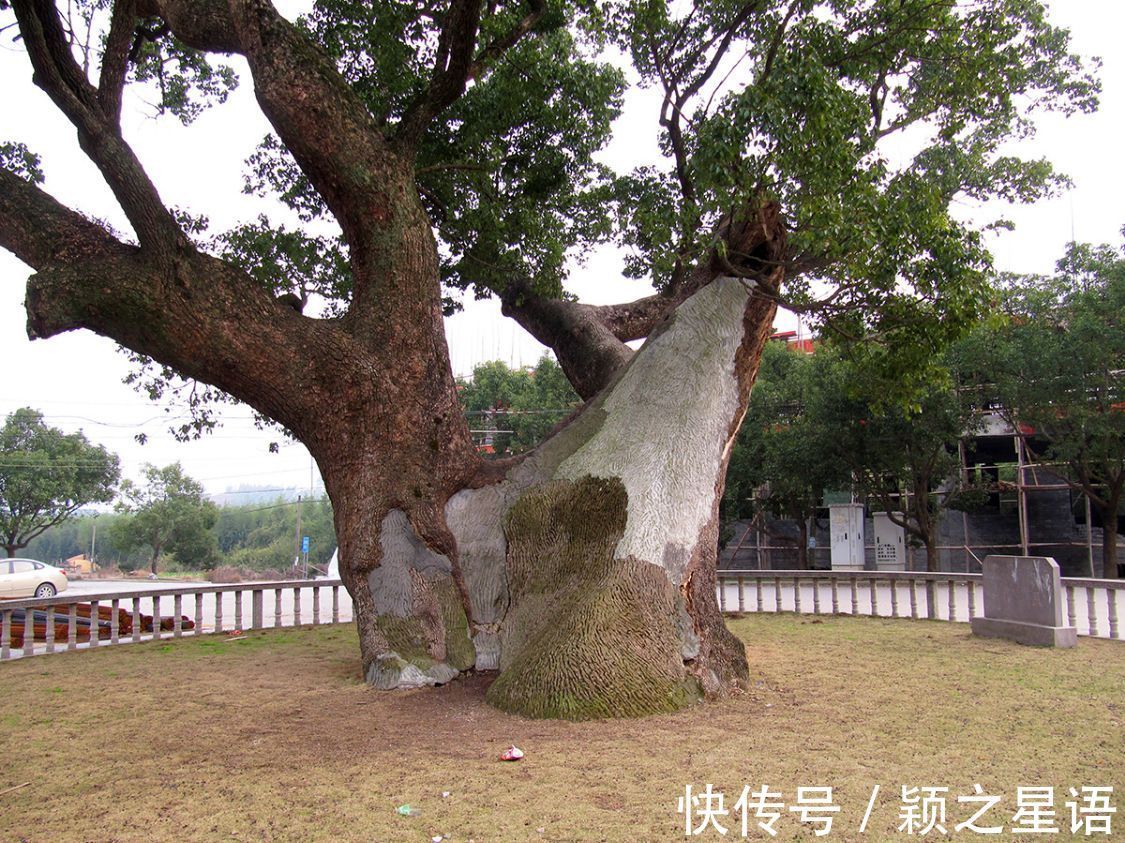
[{"x1": 1, "y1": 1, "x2": 1123, "y2": 498}]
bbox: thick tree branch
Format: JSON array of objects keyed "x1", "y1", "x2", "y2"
[
  {"x1": 137, "y1": 0, "x2": 449, "y2": 343},
  {"x1": 500, "y1": 285, "x2": 635, "y2": 401},
  {"x1": 396, "y1": 0, "x2": 484, "y2": 147},
  {"x1": 140, "y1": 0, "x2": 402, "y2": 254},
  {"x1": 396, "y1": 0, "x2": 546, "y2": 148},
  {"x1": 587, "y1": 294, "x2": 674, "y2": 343},
  {"x1": 0, "y1": 167, "x2": 363, "y2": 448},
  {"x1": 503, "y1": 202, "x2": 787, "y2": 399},
  {"x1": 97, "y1": 0, "x2": 137, "y2": 123},
  {"x1": 0, "y1": 169, "x2": 128, "y2": 269},
  {"x1": 13, "y1": 0, "x2": 182, "y2": 252},
  {"x1": 467, "y1": 0, "x2": 546, "y2": 82}
]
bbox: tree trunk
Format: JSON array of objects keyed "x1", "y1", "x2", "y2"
[
  {"x1": 336, "y1": 277, "x2": 776, "y2": 718},
  {"x1": 795, "y1": 519, "x2": 809, "y2": 570},
  {"x1": 1099, "y1": 495, "x2": 1120, "y2": 579},
  {"x1": 1, "y1": 0, "x2": 786, "y2": 723},
  {"x1": 924, "y1": 538, "x2": 940, "y2": 573},
  {"x1": 150, "y1": 544, "x2": 161, "y2": 576}
]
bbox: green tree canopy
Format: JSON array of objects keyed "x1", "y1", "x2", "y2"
[
  {"x1": 214, "y1": 495, "x2": 336, "y2": 573},
  {"x1": 725, "y1": 342, "x2": 981, "y2": 571},
  {"x1": 723, "y1": 341, "x2": 849, "y2": 567},
  {"x1": 0, "y1": 407, "x2": 120, "y2": 557},
  {"x1": 950, "y1": 236, "x2": 1125, "y2": 576},
  {"x1": 814, "y1": 350, "x2": 983, "y2": 571},
  {"x1": 457, "y1": 355, "x2": 580, "y2": 455},
  {"x1": 111, "y1": 463, "x2": 218, "y2": 574}
]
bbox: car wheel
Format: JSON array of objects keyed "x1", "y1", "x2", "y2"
[{"x1": 35, "y1": 583, "x2": 57, "y2": 598}]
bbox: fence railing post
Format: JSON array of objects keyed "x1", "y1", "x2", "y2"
[
  {"x1": 46, "y1": 605, "x2": 55, "y2": 653},
  {"x1": 89, "y1": 600, "x2": 100, "y2": 648},
  {"x1": 152, "y1": 596, "x2": 162, "y2": 641},
  {"x1": 252, "y1": 589, "x2": 264, "y2": 630},
  {"x1": 1, "y1": 609, "x2": 10, "y2": 660}
]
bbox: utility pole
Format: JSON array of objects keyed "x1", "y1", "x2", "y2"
[{"x1": 294, "y1": 494, "x2": 303, "y2": 575}]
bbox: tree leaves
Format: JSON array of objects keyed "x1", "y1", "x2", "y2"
[
  {"x1": 0, "y1": 408, "x2": 120, "y2": 554},
  {"x1": 112, "y1": 462, "x2": 218, "y2": 571}
]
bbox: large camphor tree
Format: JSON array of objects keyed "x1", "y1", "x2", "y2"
[{"x1": 0, "y1": 0, "x2": 1097, "y2": 717}]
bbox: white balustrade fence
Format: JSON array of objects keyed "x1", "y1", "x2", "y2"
[
  {"x1": 716, "y1": 570, "x2": 1122, "y2": 641},
  {"x1": 1, "y1": 579, "x2": 352, "y2": 661},
  {"x1": 3, "y1": 571, "x2": 1119, "y2": 662}
]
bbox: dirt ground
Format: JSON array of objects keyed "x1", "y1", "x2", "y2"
[{"x1": 0, "y1": 615, "x2": 1121, "y2": 841}]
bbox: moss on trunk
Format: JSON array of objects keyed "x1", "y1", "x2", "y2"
[{"x1": 486, "y1": 476, "x2": 706, "y2": 720}]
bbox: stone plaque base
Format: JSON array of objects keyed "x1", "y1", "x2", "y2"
[{"x1": 971, "y1": 617, "x2": 1077, "y2": 648}]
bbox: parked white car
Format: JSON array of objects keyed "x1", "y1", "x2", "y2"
[{"x1": 0, "y1": 559, "x2": 68, "y2": 598}]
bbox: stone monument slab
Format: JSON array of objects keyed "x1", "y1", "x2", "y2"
[{"x1": 970, "y1": 555, "x2": 1077, "y2": 647}]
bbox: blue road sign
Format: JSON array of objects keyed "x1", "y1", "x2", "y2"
[{"x1": 302, "y1": 535, "x2": 310, "y2": 554}]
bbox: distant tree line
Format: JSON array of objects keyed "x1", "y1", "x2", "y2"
[{"x1": 25, "y1": 491, "x2": 336, "y2": 575}]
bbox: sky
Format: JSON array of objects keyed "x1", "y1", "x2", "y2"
[{"x1": 1, "y1": 1, "x2": 1123, "y2": 499}]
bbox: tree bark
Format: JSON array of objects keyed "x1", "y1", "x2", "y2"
[
  {"x1": 795, "y1": 519, "x2": 809, "y2": 571},
  {"x1": 924, "y1": 538, "x2": 939, "y2": 573},
  {"x1": 1098, "y1": 488, "x2": 1121, "y2": 579}
]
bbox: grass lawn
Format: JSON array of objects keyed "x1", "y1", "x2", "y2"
[{"x1": 0, "y1": 615, "x2": 1120, "y2": 841}]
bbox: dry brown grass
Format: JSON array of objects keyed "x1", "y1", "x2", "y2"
[{"x1": 0, "y1": 615, "x2": 1121, "y2": 842}]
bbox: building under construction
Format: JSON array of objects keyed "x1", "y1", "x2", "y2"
[{"x1": 721, "y1": 411, "x2": 1123, "y2": 578}]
